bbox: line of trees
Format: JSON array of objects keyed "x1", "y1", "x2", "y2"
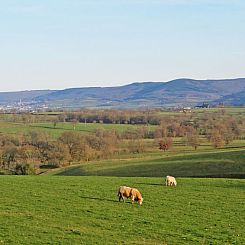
[{"x1": 0, "y1": 109, "x2": 175, "y2": 125}]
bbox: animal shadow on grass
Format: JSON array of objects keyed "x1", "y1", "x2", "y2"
[{"x1": 80, "y1": 196, "x2": 118, "y2": 203}]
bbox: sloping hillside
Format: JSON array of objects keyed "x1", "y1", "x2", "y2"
[{"x1": 50, "y1": 149, "x2": 245, "y2": 178}]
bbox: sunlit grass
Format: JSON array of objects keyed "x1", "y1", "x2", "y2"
[{"x1": 0, "y1": 176, "x2": 244, "y2": 244}]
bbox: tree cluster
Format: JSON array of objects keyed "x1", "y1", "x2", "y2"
[{"x1": 0, "y1": 129, "x2": 120, "y2": 175}]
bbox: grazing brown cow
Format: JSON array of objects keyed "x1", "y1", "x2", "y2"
[
  {"x1": 118, "y1": 186, "x2": 143, "y2": 205},
  {"x1": 166, "y1": 175, "x2": 177, "y2": 186}
]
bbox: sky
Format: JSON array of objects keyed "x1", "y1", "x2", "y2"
[{"x1": 0, "y1": 0, "x2": 245, "y2": 91}]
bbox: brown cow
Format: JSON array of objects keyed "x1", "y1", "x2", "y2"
[{"x1": 118, "y1": 186, "x2": 143, "y2": 205}]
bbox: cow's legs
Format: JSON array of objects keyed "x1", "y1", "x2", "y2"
[
  {"x1": 131, "y1": 195, "x2": 135, "y2": 204},
  {"x1": 118, "y1": 193, "x2": 123, "y2": 202},
  {"x1": 119, "y1": 195, "x2": 125, "y2": 202}
]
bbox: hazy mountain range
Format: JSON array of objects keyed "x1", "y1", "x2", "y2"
[{"x1": 1, "y1": 78, "x2": 245, "y2": 109}]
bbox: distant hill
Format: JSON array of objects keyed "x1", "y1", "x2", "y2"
[
  {"x1": 214, "y1": 88, "x2": 245, "y2": 106},
  {"x1": 1, "y1": 78, "x2": 245, "y2": 108},
  {"x1": 0, "y1": 90, "x2": 56, "y2": 104}
]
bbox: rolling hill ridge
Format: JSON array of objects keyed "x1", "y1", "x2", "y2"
[{"x1": 1, "y1": 78, "x2": 245, "y2": 108}]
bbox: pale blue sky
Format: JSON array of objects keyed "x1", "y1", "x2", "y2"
[{"x1": 0, "y1": 0, "x2": 245, "y2": 91}]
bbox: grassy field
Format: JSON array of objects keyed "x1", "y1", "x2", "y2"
[
  {"x1": 50, "y1": 148, "x2": 245, "y2": 178},
  {"x1": 0, "y1": 176, "x2": 244, "y2": 244},
  {"x1": 0, "y1": 121, "x2": 156, "y2": 138},
  {"x1": 0, "y1": 110, "x2": 244, "y2": 244}
]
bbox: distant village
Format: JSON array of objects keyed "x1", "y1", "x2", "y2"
[
  {"x1": 0, "y1": 100, "x2": 213, "y2": 114},
  {"x1": 0, "y1": 100, "x2": 50, "y2": 113}
]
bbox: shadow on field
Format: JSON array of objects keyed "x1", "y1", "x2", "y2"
[
  {"x1": 30, "y1": 125, "x2": 91, "y2": 133},
  {"x1": 30, "y1": 125, "x2": 66, "y2": 130},
  {"x1": 186, "y1": 174, "x2": 245, "y2": 179},
  {"x1": 223, "y1": 145, "x2": 245, "y2": 150},
  {"x1": 80, "y1": 196, "x2": 118, "y2": 203}
]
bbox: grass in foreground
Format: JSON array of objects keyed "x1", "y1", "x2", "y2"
[{"x1": 0, "y1": 176, "x2": 244, "y2": 244}]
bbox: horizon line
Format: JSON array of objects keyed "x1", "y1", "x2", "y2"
[{"x1": 0, "y1": 77, "x2": 244, "y2": 93}]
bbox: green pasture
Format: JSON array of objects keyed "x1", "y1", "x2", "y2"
[
  {"x1": 0, "y1": 121, "x2": 156, "y2": 138},
  {"x1": 0, "y1": 110, "x2": 244, "y2": 244},
  {"x1": 51, "y1": 148, "x2": 245, "y2": 178},
  {"x1": 0, "y1": 176, "x2": 244, "y2": 245}
]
